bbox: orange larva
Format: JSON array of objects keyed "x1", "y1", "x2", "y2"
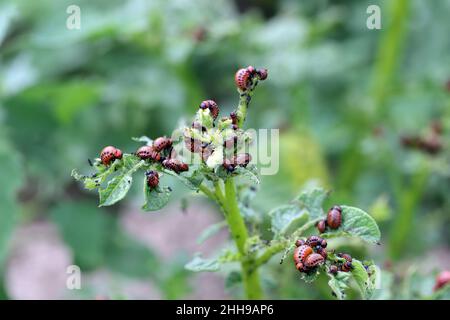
[
  {"x1": 100, "y1": 146, "x2": 122, "y2": 166},
  {"x1": 199, "y1": 100, "x2": 220, "y2": 120},
  {"x1": 317, "y1": 219, "x2": 327, "y2": 233},
  {"x1": 297, "y1": 245, "x2": 313, "y2": 263},
  {"x1": 235, "y1": 68, "x2": 252, "y2": 90},
  {"x1": 327, "y1": 205, "x2": 342, "y2": 229},
  {"x1": 153, "y1": 137, "x2": 173, "y2": 153},
  {"x1": 304, "y1": 253, "x2": 325, "y2": 268},
  {"x1": 136, "y1": 146, "x2": 161, "y2": 162},
  {"x1": 145, "y1": 170, "x2": 159, "y2": 189}
]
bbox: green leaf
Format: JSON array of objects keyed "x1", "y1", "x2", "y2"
[
  {"x1": 196, "y1": 221, "x2": 227, "y2": 244},
  {"x1": 142, "y1": 184, "x2": 171, "y2": 212},
  {"x1": 323, "y1": 206, "x2": 381, "y2": 244},
  {"x1": 164, "y1": 167, "x2": 205, "y2": 190},
  {"x1": 235, "y1": 165, "x2": 260, "y2": 185},
  {"x1": 269, "y1": 204, "x2": 308, "y2": 236},
  {"x1": 351, "y1": 259, "x2": 378, "y2": 299},
  {"x1": 295, "y1": 187, "x2": 328, "y2": 219},
  {"x1": 98, "y1": 156, "x2": 144, "y2": 206},
  {"x1": 328, "y1": 271, "x2": 351, "y2": 300},
  {"x1": 185, "y1": 254, "x2": 220, "y2": 272}
]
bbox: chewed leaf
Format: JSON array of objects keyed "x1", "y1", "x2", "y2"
[
  {"x1": 328, "y1": 271, "x2": 351, "y2": 300},
  {"x1": 185, "y1": 254, "x2": 220, "y2": 272},
  {"x1": 142, "y1": 185, "x2": 171, "y2": 212},
  {"x1": 98, "y1": 156, "x2": 144, "y2": 206},
  {"x1": 323, "y1": 206, "x2": 381, "y2": 244},
  {"x1": 351, "y1": 259, "x2": 378, "y2": 299},
  {"x1": 269, "y1": 204, "x2": 308, "y2": 236},
  {"x1": 295, "y1": 187, "x2": 328, "y2": 219}
]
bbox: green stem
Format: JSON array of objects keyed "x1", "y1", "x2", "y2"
[
  {"x1": 236, "y1": 78, "x2": 260, "y2": 128},
  {"x1": 255, "y1": 219, "x2": 319, "y2": 267},
  {"x1": 222, "y1": 178, "x2": 263, "y2": 299}
]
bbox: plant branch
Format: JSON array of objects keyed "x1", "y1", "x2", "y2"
[{"x1": 255, "y1": 219, "x2": 320, "y2": 267}]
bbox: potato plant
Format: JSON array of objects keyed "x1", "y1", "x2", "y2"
[{"x1": 73, "y1": 66, "x2": 381, "y2": 299}]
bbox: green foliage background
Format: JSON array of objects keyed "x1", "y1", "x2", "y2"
[{"x1": 0, "y1": 0, "x2": 449, "y2": 299}]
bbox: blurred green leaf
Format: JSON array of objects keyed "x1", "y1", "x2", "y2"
[
  {"x1": 51, "y1": 201, "x2": 111, "y2": 269},
  {"x1": 185, "y1": 254, "x2": 220, "y2": 272}
]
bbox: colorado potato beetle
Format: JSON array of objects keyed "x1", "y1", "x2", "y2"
[
  {"x1": 100, "y1": 146, "x2": 123, "y2": 166},
  {"x1": 434, "y1": 270, "x2": 450, "y2": 291},
  {"x1": 184, "y1": 137, "x2": 202, "y2": 153},
  {"x1": 235, "y1": 68, "x2": 252, "y2": 91},
  {"x1": 296, "y1": 245, "x2": 313, "y2": 263},
  {"x1": 306, "y1": 236, "x2": 323, "y2": 248},
  {"x1": 199, "y1": 100, "x2": 219, "y2": 120},
  {"x1": 162, "y1": 158, "x2": 189, "y2": 174},
  {"x1": 234, "y1": 153, "x2": 251, "y2": 167},
  {"x1": 222, "y1": 158, "x2": 236, "y2": 173},
  {"x1": 295, "y1": 262, "x2": 304, "y2": 272},
  {"x1": 304, "y1": 253, "x2": 325, "y2": 268},
  {"x1": 145, "y1": 170, "x2": 159, "y2": 189},
  {"x1": 316, "y1": 247, "x2": 328, "y2": 260},
  {"x1": 341, "y1": 261, "x2": 353, "y2": 272},
  {"x1": 230, "y1": 112, "x2": 238, "y2": 125},
  {"x1": 317, "y1": 219, "x2": 327, "y2": 233},
  {"x1": 329, "y1": 265, "x2": 338, "y2": 274},
  {"x1": 257, "y1": 68, "x2": 268, "y2": 80},
  {"x1": 338, "y1": 253, "x2": 352, "y2": 262},
  {"x1": 153, "y1": 137, "x2": 173, "y2": 153},
  {"x1": 327, "y1": 205, "x2": 342, "y2": 229},
  {"x1": 136, "y1": 146, "x2": 161, "y2": 161}
]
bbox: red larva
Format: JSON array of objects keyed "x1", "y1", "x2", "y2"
[
  {"x1": 297, "y1": 245, "x2": 313, "y2": 263},
  {"x1": 136, "y1": 146, "x2": 161, "y2": 162},
  {"x1": 317, "y1": 219, "x2": 327, "y2": 233},
  {"x1": 162, "y1": 158, "x2": 189, "y2": 174},
  {"x1": 295, "y1": 239, "x2": 305, "y2": 247},
  {"x1": 222, "y1": 158, "x2": 236, "y2": 172},
  {"x1": 153, "y1": 137, "x2": 173, "y2": 153},
  {"x1": 327, "y1": 205, "x2": 342, "y2": 229},
  {"x1": 434, "y1": 270, "x2": 450, "y2": 291},
  {"x1": 306, "y1": 236, "x2": 322, "y2": 247},
  {"x1": 304, "y1": 253, "x2": 325, "y2": 268},
  {"x1": 184, "y1": 137, "x2": 202, "y2": 153},
  {"x1": 338, "y1": 253, "x2": 352, "y2": 262},
  {"x1": 257, "y1": 68, "x2": 268, "y2": 80},
  {"x1": 234, "y1": 153, "x2": 251, "y2": 167},
  {"x1": 100, "y1": 146, "x2": 122, "y2": 166},
  {"x1": 317, "y1": 247, "x2": 328, "y2": 260},
  {"x1": 341, "y1": 261, "x2": 353, "y2": 272},
  {"x1": 230, "y1": 112, "x2": 238, "y2": 125},
  {"x1": 145, "y1": 170, "x2": 159, "y2": 189},
  {"x1": 329, "y1": 265, "x2": 338, "y2": 274},
  {"x1": 199, "y1": 100, "x2": 220, "y2": 120},
  {"x1": 235, "y1": 68, "x2": 252, "y2": 90}
]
